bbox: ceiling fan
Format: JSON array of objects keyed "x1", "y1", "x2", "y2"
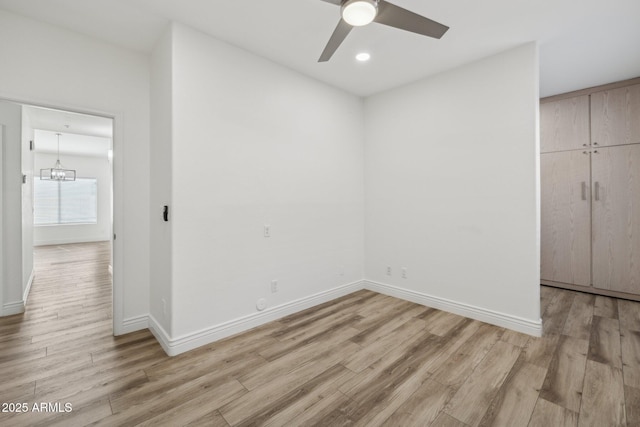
[{"x1": 318, "y1": 0, "x2": 449, "y2": 62}]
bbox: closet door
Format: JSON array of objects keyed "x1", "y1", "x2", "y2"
[
  {"x1": 541, "y1": 150, "x2": 592, "y2": 286},
  {"x1": 592, "y1": 144, "x2": 640, "y2": 294},
  {"x1": 591, "y1": 84, "x2": 640, "y2": 148},
  {"x1": 540, "y1": 95, "x2": 590, "y2": 153}
]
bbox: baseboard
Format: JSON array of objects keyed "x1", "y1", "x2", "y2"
[
  {"x1": 2, "y1": 300, "x2": 25, "y2": 316},
  {"x1": 148, "y1": 314, "x2": 172, "y2": 355},
  {"x1": 120, "y1": 314, "x2": 149, "y2": 334},
  {"x1": 34, "y1": 237, "x2": 110, "y2": 247},
  {"x1": 149, "y1": 280, "x2": 365, "y2": 356},
  {"x1": 363, "y1": 280, "x2": 542, "y2": 337},
  {"x1": 23, "y1": 270, "x2": 35, "y2": 303}
]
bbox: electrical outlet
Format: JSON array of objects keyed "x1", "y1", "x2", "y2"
[
  {"x1": 264, "y1": 225, "x2": 271, "y2": 237},
  {"x1": 402, "y1": 268, "x2": 407, "y2": 279},
  {"x1": 271, "y1": 280, "x2": 278, "y2": 293},
  {"x1": 386, "y1": 266, "x2": 392, "y2": 276},
  {"x1": 256, "y1": 298, "x2": 267, "y2": 311}
]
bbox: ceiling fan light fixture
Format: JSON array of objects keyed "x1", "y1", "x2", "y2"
[{"x1": 341, "y1": 0, "x2": 377, "y2": 27}]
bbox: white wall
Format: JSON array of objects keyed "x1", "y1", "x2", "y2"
[
  {"x1": 364, "y1": 43, "x2": 541, "y2": 334},
  {"x1": 149, "y1": 25, "x2": 174, "y2": 336},
  {"x1": 156, "y1": 23, "x2": 365, "y2": 348},
  {"x1": 0, "y1": 100, "x2": 24, "y2": 315},
  {"x1": 33, "y1": 151, "x2": 111, "y2": 246},
  {"x1": 0, "y1": 9, "x2": 150, "y2": 332},
  {"x1": 21, "y1": 106, "x2": 35, "y2": 303}
]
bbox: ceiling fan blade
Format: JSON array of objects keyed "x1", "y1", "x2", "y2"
[
  {"x1": 318, "y1": 0, "x2": 342, "y2": 4},
  {"x1": 318, "y1": 19, "x2": 353, "y2": 62},
  {"x1": 374, "y1": 0, "x2": 449, "y2": 39}
]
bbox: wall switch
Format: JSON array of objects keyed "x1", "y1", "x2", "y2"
[
  {"x1": 271, "y1": 280, "x2": 278, "y2": 293},
  {"x1": 386, "y1": 266, "x2": 392, "y2": 276},
  {"x1": 402, "y1": 268, "x2": 407, "y2": 279},
  {"x1": 264, "y1": 225, "x2": 271, "y2": 237}
]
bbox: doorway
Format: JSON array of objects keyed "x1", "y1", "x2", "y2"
[{"x1": 0, "y1": 100, "x2": 115, "y2": 331}]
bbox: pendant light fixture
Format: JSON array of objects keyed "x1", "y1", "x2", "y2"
[{"x1": 40, "y1": 133, "x2": 76, "y2": 181}]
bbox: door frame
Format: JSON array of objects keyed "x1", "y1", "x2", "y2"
[{"x1": 0, "y1": 93, "x2": 123, "y2": 334}]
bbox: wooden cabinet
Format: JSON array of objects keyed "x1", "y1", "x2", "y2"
[
  {"x1": 540, "y1": 151, "x2": 591, "y2": 286},
  {"x1": 540, "y1": 95, "x2": 590, "y2": 153},
  {"x1": 591, "y1": 144, "x2": 640, "y2": 293},
  {"x1": 591, "y1": 84, "x2": 640, "y2": 148},
  {"x1": 540, "y1": 78, "x2": 640, "y2": 299}
]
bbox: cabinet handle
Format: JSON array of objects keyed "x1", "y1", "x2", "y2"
[
  {"x1": 595, "y1": 182, "x2": 600, "y2": 201},
  {"x1": 581, "y1": 182, "x2": 587, "y2": 201}
]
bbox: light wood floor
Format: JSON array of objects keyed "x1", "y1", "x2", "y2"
[{"x1": 1, "y1": 243, "x2": 640, "y2": 426}]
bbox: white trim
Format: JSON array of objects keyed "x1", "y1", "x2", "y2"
[
  {"x1": 150, "y1": 280, "x2": 365, "y2": 356},
  {"x1": 363, "y1": 280, "x2": 542, "y2": 337},
  {"x1": 23, "y1": 270, "x2": 34, "y2": 303},
  {"x1": 120, "y1": 314, "x2": 149, "y2": 334},
  {"x1": 34, "y1": 237, "x2": 111, "y2": 247},
  {"x1": 2, "y1": 300, "x2": 25, "y2": 316},
  {"x1": 108, "y1": 264, "x2": 113, "y2": 276},
  {"x1": 148, "y1": 314, "x2": 172, "y2": 355}
]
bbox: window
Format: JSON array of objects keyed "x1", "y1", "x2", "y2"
[{"x1": 34, "y1": 178, "x2": 98, "y2": 225}]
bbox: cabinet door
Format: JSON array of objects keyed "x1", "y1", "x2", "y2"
[
  {"x1": 592, "y1": 145, "x2": 640, "y2": 293},
  {"x1": 540, "y1": 95, "x2": 590, "y2": 153},
  {"x1": 541, "y1": 151, "x2": 592, "y2": 285},
  {"x1": 591, "y1": 84, "x2": 640, "y2": 148}
]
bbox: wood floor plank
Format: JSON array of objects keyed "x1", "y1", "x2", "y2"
[
  {"x1": 562, "y1": 292, "x2": 595, "y2": 340},
  {"x1": 444, "y1": 340, "x2": 521, "y2": 426},
  {"x1": 501, "y1": 329, "x2": 531, "y2": 347},
  {"x1": 2, "y1": 248, "x2": 637, "y2": 426},
  {"x1": 382, "y1": 379, "x2": 455, "y2": 427},
  {"x1": 185, "y1": 410, "x2": 230, "y2": 427},
  {"x1": 275, "y1": 389, "x2": 349, "y2": 427},
  {"x1": 542, "y1": 289, "x2": 575, "y2": 335},
  {"x1": 423, "y1": 310, "x2": 467, "y2": 337},
  {"x1": 219, "y1": 342, "x2": 359, "y2": 426},
  {"x1": 258, "y1": 314, "x2": 362, "y2": 361},
  {"x1": 579, "y1": 360, "x2": 625, "y2": 427},
  {"x1": 351, "y1": 298, "x2": 419, "y2": 333},
  {"x1": 342, "y1": 317, "x2": 427, "y2": 373},
  {"x1": 110, "y1": 352, "x2": 265, "y2": 414},
  {"x1": 431, "y1": 412, "x2": 469, "y2": 427},
  {"x1": 238, "y1": 324, "x2": 358, "y2": 390},
  {"x1": 349, "y1": 303, "x2": 425, "y2": 347},
  {"x1": 528, "y1": 398, "x2": 578, "y2": 427},
  {"x1": 621, "y1": 328, "x2": 640, "y2": 388},
  {"x1": 619, "y1": 299, "x2": 640, "y2": 332},
  {"x1": 432, "y1": 323, "x2": 503, "y2": 388},
  {"x1": 99, "y1": 376, "x2": 246, "y2": 426},
  {"x1": 539, "y1": 335, "x2": 589, "y2": 412},
  {"x1": 624, "y1": 385, "x2": 640, "y2": 426},
  {"x1": 523, "y1": 334, "x2": 561, "y2": 370},
  {"x1": 255, "y1": 374, "x2": 355, "y2": 427},
  {"x1": 587, "y1": 316, "x2": 622, "y2": 368},
  {"x1": 477, "y1": 355, "x2": 547, "y2": 427}
]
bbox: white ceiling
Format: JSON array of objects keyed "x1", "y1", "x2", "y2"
[
  {"x1": 26, "y1": 105, "x2": 113, "y2": 158},
  {"x1": 33, "y1": 129, "x2": 111, "y2": 159},
  {"x1": 1, "y1": 0, "x2": 639, "y2": 97},
  {"x1": 26, "y1": 105, "x2": 113, "y2": 138}
]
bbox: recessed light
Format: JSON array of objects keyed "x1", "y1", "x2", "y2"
[{"x1": 356, "y1": 52, "x2": 371, "y2": 62}]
